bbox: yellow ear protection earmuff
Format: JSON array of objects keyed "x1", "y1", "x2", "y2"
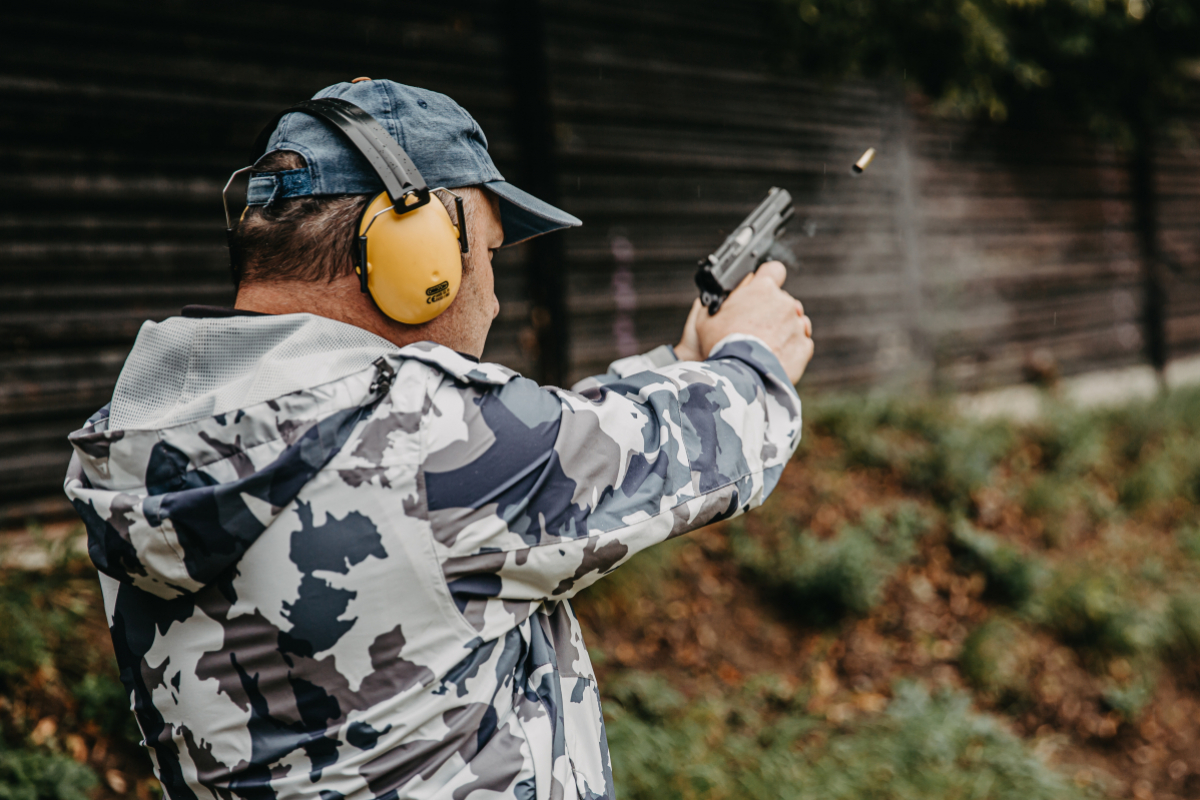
[
  {"x1": 224, "y1": 97, "x2": 469, "y2": 325},
  {"x1": 356, "y1": 185, "x2": 466, "y2": 324}
]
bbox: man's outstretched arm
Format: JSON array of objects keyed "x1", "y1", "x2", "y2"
[{"x1": 425, "y1": 263, "x2": 812, "y2": 617}]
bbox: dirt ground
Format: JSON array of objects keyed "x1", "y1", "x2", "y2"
[
  {"x1": 573, "y1": 452, "x2": 1200, "y2": 800},
  {"x1": 7, "y1": 412, "x2": 1200, "y2": 799}
]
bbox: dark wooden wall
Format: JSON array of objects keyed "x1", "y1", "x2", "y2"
[
  {"x1": 0, "y1": 1, "x2": 534, "y2": 521},
  {"x1": 539, "y1": 0, "x2": 1197, "y2": 391},
  {"x1": 909, "y1": 121, "x2": 1146, "y2": 390},
  {"x1": 1158, "y1": 98, "x2": 1200, "y2": 358},
  {"x1": 541, "y1": 1, "x2": 914, "y2": 388},
  {"x1": 3, "y1": 0, "x2": 1199, "y2": 522}
]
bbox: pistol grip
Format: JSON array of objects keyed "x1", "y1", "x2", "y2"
[{"x1": 695, "y1": 264, "x2": 730, "y2": 316}]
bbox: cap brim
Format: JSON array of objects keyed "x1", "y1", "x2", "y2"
[{"x1": 484, "y1": 180, "x2": 581, "y2": 247}]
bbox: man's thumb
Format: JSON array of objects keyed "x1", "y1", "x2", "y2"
[{"x1": 755, "y1": 261, "x2": 787, "y2": 288}]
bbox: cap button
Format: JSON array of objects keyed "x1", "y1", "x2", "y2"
[{"x1": 351, "y1": 77, "x2": 372, "y2": 83}]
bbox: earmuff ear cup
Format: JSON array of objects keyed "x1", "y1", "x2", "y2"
[{"x1": 357, "y1": 192, "x2": 463, "y2": 324}]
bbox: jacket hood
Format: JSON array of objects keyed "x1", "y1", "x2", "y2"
[{"x1": 63, "y1": 313, "x2": 513, "y2": 600}]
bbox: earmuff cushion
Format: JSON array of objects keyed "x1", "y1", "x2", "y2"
[{"x1": 356, "y1": 192, "x2": 463, "y2": 325}]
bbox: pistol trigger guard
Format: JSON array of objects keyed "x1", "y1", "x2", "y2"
[
  {"x1": 704, "y1": 293, "x2": 725, "y2": 316},
  {"x1": 766, "y1": 240, "x2": 798, "y2": 269}
]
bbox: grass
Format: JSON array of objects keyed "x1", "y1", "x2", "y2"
[
  {"x1": 0, "y1": 744, "x2": 95, "y2": 800},
  {"x1": 585, "y1": 383, "x2": 1200, "y2": 797},
  {"x1": 9, "y1": 384, "x2": 1200, "y2": 798},
  {"x1": 1029, "y1": 567, "x2": 1165, "y2": 657},
  {"x1": 729, "y1": 503, "x2": 930, "y2": 623},
  {"x1": 1166, "y1": 592, "x2": 1200, "y2": 681},
  {"x1": 605, "y1": 675, "x2": 1096, "y2": 800},
  {"x1": 0, "y1": 537, "x2": 150, "y2": 800},
  {"x1": 959, "y1": 616, "x2": 1041, "y2": 705},
  {"x1": 950, "y1": 521, "x2": 1044, "y2": 606},
  {"x1": 804, "y1": 396, "x2": 1014, "y2": 511}
]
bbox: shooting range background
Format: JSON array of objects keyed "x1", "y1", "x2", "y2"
[{"x1": 3, "y1": 0, "x2": 1200, "y2": 522}]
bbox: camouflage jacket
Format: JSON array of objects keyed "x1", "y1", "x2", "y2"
[{"x1": 64, "y1": 312, "x2": 802, "y2": 800}]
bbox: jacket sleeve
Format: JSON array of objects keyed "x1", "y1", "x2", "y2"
[
  {"x1": 569, "y1": 343, "x2": 680, "y2": 394},
  {"x1": 422, "y1": 334, "x2": 802, "y2": 611}
]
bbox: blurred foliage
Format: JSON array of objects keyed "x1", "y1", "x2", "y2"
[
  {"x1": 800, "y1": 385, "x2": 1200, "y2": 660},
  {"x1": 597, "y1": 384, "x2": 1200, "y2": 794},
  {"x1": 0, "y1": 540, "x2": 150, "y2": 800},
  {"x1": 1167, "y1": 592, "x2": 1200, "y2": 678},
  {"x1": 730, "y1": 503, "x2": 929, "y2": 622},
  {"x1": 959, "y1": 616, "x2": 1040, "y2": 703},
  {"x1": 773, "y1": 0, "x2": 1200, "y2": 142},
  {"x1": 808, "y1": 395, "x2": 1012, "y2": 510},
  {"x1": 1029, "y1": 566, "x2": 1166, "y2": 655},
  {"x1": 951, "y1": 520, "x2": 1044, "y2": 605},
  {"x1": 607, "y1": 676, "x2": 1094, "y2": 800},
  {"x1": 806, "y1": 383, "x2": 1200, "y2": 524},
  {"x1": 1178, "y1": 522, "x2": 1200, "y2": 561},
  {"x1": 9, "y1": 386, "x2": 1200, "y2": 798},
  {"x1": 0, "y1": 742, "x2": 95, "y2": 800}
]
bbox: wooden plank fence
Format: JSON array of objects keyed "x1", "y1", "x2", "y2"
[
  {"x1": 0, "y1": 0, "x2": 533, "y2": 522},
  {"x1": 2, "y1": 0, "x2": 1199, "y2": 522}
]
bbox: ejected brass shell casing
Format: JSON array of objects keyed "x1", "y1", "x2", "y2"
[{"x1": 851, "y1": 148, "x2": 876, "y2": 175}]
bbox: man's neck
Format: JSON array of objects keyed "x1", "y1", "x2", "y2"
[{"x1": 234, "y1": 276, "x2": 428, "y2": 349}]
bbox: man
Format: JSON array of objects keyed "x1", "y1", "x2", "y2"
[{"x1": 64, "y1": 79, "x2": 813, "y2": 800}]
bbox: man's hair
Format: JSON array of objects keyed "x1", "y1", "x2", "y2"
[
  {"x1": 231, "y1": 151, "x2": 473, "y2": 287},
  {"x1": 231, "y1": 151, "x2": 370, "y2": 286}
]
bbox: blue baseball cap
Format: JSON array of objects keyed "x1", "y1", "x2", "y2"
[{"x1": 246, "y1": 79, "x2": 580, "y2": 246}]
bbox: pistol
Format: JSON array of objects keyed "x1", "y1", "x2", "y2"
[{"x1": 694, "y1": 187, "x2": 795, "y2": 315}]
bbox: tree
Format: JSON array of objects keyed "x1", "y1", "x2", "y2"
[{"x1": 774, "y1": 0, "x2": 1200, "y2": 372}]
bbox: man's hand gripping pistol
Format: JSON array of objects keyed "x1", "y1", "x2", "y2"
[{"x1": 694, "y1": 187, "x2": 795, "y2": 315}]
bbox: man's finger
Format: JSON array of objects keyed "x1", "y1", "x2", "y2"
[
  {"x1": 755, "y1": 261, "x2": 787, "y2": 288},
  {"x1": 683, "y1": 298, "x2": 703, "y2": 335}
]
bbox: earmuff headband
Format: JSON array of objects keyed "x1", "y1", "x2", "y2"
[
  {"x1": 227, "y1": 94, "x2": 468, "y2": 322},
  {"x1": 249, "y1": 97, "x2": 432, "y2": 212}
]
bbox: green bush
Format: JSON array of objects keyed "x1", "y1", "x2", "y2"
[
  {"x1": 1096, "y1": 387, "x2": 1200, "y2": 511},
  {"x1": 72, "y1": 673, "x2": 139, "y2": 744},
  {"x1": 808, "y1": 396, "x2": 901, "y2": 470},
  {"x1": 1029, "y1": 407, "x2": 1107, "y2": 479},
  {"x1": 0, "y1": 740, "x2": 96, "y2": 800},
  {"x1": 811, "y1": 682, "x2": 1092, "y2": 800},
  {"x1": 901, "y1": 423, "x2": 1015, "y2": 510},
  {"x1": 1022, "y1": 475, "x2": 1068, "y2": 526},
  {"x1": 0, "y1": 555, "x2": 152, "y2": 796},
  {"x1": 806, "y1": 395, "x2": 944, "y2": 477},
  {"x1": 0, "y1": 597, "x2": 51, "y2": 682},
  {"x1": 809, "y1": 394, "x2": 1020, "y2": 512},
  {"x1": 959, "y1": 617, "x2": 1038, "y2": 704},
  {"x1": 0, "y1": 566, "x2": 93, "y2": 686},
  {"x1": 731, "y1": 504, "x2": 929, "y2": 624},
  {"x1": 1118, "y1": 447, "x2": 1181, "y2": 511},
  {"x1": 1178, "y1": 524, "x2": 1200, "y2": 562},
  {"x1": 951, "y1": 521, "x2": 1044, "y2": 606},
  {"x1": 606, "y1": 677, "x2": 1093, "y2": 800},
  {"x1": 1031, "y1": 569, "x2": 1166, "y2": 658},
  {"x1": 1165, "y1": 592, "x2": 1200, "y2": 674},
  {"x1": 604, "y1": 672, "x2": 688, "y2": 721},
  {"x1": 1100, "y1": 662, "x2": 1159, "y2": 720}
]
